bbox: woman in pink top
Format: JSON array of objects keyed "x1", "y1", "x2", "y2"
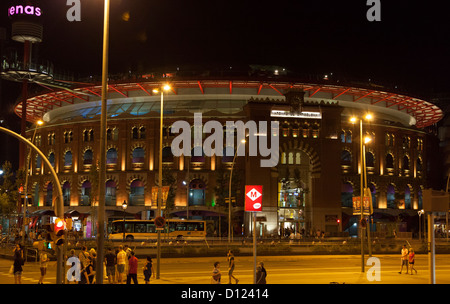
[{"x1": 408, "y1": 248, "x2": 417, "y2": 275}]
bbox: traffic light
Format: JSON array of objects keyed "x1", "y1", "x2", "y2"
[
  {"x1": 54, "y1": 218, "x2": 67, "y2": 246},
  {"x1": 55, "y1": 229, "x2": 66, "y2": 246}
]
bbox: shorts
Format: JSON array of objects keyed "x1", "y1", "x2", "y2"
[
  {"x1": 117, "y1": 264, "x2": 125, "y2": 273},
  {"x1": 401, "y1": 260, "x2": 408, "y2": 266},
  {"x1": 106, "y1": 266, "x2": 115, "y2": 276},
  {"x1": 40, "y1": 267, "x2": 47, "y2": 276},
  {"x1": 409, "y1": 261, "x2": 414, "y2": 265},
  {"x1": 14, "y1": 271, "x2": 22, "y2": 276}
]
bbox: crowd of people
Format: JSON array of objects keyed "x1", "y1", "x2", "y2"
[{"x1": 63, "y1": 245, "x2": 156, "y2": 284}]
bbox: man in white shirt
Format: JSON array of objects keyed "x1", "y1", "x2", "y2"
[
  {"x1": 399, "y1": 244, "x2": 409, "y2": 274},
  {"x1": 117, "y1": 245, "x2": 127, "y2": 284}
]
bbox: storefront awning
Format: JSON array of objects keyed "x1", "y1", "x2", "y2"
[{"x1": 29, "y1": 209, "x2": 55, "y2": 217}]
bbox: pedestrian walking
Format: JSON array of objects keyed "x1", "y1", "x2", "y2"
[
  {"x1": 13, "y1": 244, "x2": 24, "y2": 284},
  {"x1": 226, "y1": 250, "x2": 239, "y2": 284},
  {"x1": 399, "y1": 244, "x2": 409, "y2": 274},
  {"x1": 78, "y1": 246, "x2": 89, "y2": 270},
  {"x1": 143, "y1": 256, "x2": 155, "y2": 284},
  {"x1": 211, "y1": 261, "x2": 221, "y2": 284},
  {"x1": 38, "y1": 250, "x2": 48, "y2": 284},
  {"x1": 117, "y1": 245, "x2": 127, "y2": 284},
  {"x1": 126, "y1": 251, "x2": 138, "y2": 284},
  {"x1": 409, "y1": 248, "x2": 417, "y2": 275},
  {"x1": 256, "y1": 261, "x2": 267, "y2": 284},
  {"x1": 105, "y1": 247, "x2": 117, "y2": 284},
  {"x1": 80, "y1": 256, "x2": 95, "y2": 284}
]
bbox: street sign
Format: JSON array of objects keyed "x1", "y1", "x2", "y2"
[
  {"x1": 352, "y1": 196, "x2": 370, "y2": 216},
  {"x1": 154, "y1": 216, "x2": 166, "y2": 228},
  {"x1": 245, "y1": 185, "x2": 263, "y2": 212}
]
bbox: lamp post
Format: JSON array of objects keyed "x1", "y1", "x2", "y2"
[
  {"x1": 153, "y1": 84, "x2": 171, "y2": 280},
  {"x1": 122, "y1": 200, "x2": 127, "y2": 242},
  {"x1": 22, "y1": 119, "x2": 43, "y2": 245},
  {"x1": 228, "y1": 139, "x2": 246, "y2": 244},
  {"x1": 96, "y1": 0, "x2": 110, "y2": 285},
  {"x1": 0, "y1": 127, "x2": 64, "y2": 283},
  {"x1": 350, "y1": 113, "x2": 373, "y2": 272},
  {"x1": 418, "y1": 209, "x2": 424, "y2": 242}
]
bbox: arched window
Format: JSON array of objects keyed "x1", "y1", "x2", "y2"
[
  {"x1": 105, "y1": 180, "x2": 117, "y2": 206},
  {"x1": 139, "y1": 126, "x2": 146, "y2": 139},
  {"x1": 129, "y1": 179, "x2": 145, "y2": 206},
  {"x1": 64, "y1": 151, "x2": 73, "y2": 167},
  {"x1": 385, "y1": 154, "x2": 394, "y2": 169},
  {"x1": 341, "y1": 182, "x2": 353, "y2": 208},
  {"x1": 295, "y1": 152, "x2": 301, "y2": 164},
  {"x1": 222, "y1": 146, "x2": 234, "y2": 163},
  {"x1": 48, "y1": 152, "x2": 55, "y2": 168},
  {"x1": 341, "y1": 150, "x2": 352, "y2": 166},
  {"x1": 288, "y1": 152, "x2": 294, "y2": 165},
  {"x1": 162, "y1": 146, "x2": 174, "y2": 163},
  {"x1": 405, "y1": 185, "x2": 411, "y2": 209},
  {"x1": 387, "y1": 184, "x2": 396, "y2": 208},
  {"x1": 189, "y1": 179, "x2": 205, "y2": 206},
  {"x1": 106, "y1": 148, "x2": 118, "y2": 164},
  {"x1": 45, "y1": 182, "x2": 53, "y2": 207},
  {"x1": 416, "y1": 158, "x2": 423, "y2": 172},
  {"x1": 403, "y1": 155, "x2": 410, "y2": 171},
  {"x1": 132, "y1": 127, "x2": 139, "y2": 139},
  {"x1": 132, "y1": 147, "x2": 145, "y2": 164},
  {"x1": 36, "y1": 155, "x2": 42, "y2": 170},
  {"x1": 191, "y1": 147, "x2": 205, "y2": 163},
  {"x1": 80, "y1": 181, "x2": 91, "y2": 206},
  {"x1": 369, "y1": 183, "x2": 377, "y2": 209},
  {"x1": 63, "y1": 182, "x2": 70, "y2": 206},
  {"x1": 281, "y1": 152, "x2": 286, "y2": 165},
  {"x1": 33, "y1": 183, "x2": 39, "y2": 206},
  {"x1": 365, "y1": 151, "x2": 375, "y2": 168},
  {"x1": 83, "y1": 149, "x2": 93, "y2": 165}
]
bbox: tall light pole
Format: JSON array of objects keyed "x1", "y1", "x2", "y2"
[
  {"x1": 96, "y1": 0, "x2": 110, "y2": 285},
  {"x1": 0, "y1": 127, "x2": 64, "y2": 283},
  {"x1": 22, "y1": 119, "x2": 44, "y2": 245},
  {"x1": 153, "y1": 84, "x2": 171, "y2": 280},
  {"x1": 228, "y1": 139, "x2": 246, "y2": 244},
  {"x1": 122, "y1": 200, "x2": 127, "y2": 242},
  {"x1": 350, "y1": 113, "x2": 373, "y2": 272}
]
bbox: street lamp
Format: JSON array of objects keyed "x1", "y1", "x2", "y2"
[
  {"x1": 122, "y1": 200, "x2": 127, "y2": 242},
  {"x1": 153, "y1": 84, "x2": 171, "y2": 280},
  {"x1": 418, "y1": 209, "x2": 424, "y2": 242},
  {"x1": 22, "y1": 119, "x2": 44, "y2": 245},
  {"x1": 228, "y1": 139, "x2": 246, "y2": 244},
  {"x1": 96, "y1": 0, "x2": 111, "y2": 285},
  {"x1": 350, "y1": 113, "x2": 373, "y2": 272}
]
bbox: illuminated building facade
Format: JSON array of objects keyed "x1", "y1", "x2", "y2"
[{"x1": 15, "y1": 71, "x2": 443, "y2": 237}]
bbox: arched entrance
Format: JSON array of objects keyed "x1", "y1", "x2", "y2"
[{"x1": 277, "y1": 143, "x2": 314, "y2": 238}]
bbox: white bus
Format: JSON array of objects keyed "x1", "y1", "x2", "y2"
[{"x1": 109, "y1": 219, "x2": 207, "y2": 242}]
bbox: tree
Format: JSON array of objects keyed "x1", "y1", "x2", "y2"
[
  {"x1": 0, "y1": 161, "x2": 19, "y2": 237},
  {"x1": 162, "y1": 167, "x2": 177, "y2": 215}
]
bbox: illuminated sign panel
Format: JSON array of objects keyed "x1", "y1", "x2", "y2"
[
  {"x1": 270, "y1": 110, "x2": 322, "y2": 119},
  {"x1": 245, "y1": 185, "x2": 263, "y2": 212},
  {"x1": 8, "y1": 5, "x2": 42, "y2": 17}
]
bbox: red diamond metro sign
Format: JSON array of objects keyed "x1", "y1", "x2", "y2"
[{"x1": 245, "y1": 185, "x2": 263, "y2": 212}]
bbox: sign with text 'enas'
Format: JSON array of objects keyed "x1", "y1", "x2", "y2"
[{"x1": 245, "y1": 185, "x2": 263, "y2": 212}]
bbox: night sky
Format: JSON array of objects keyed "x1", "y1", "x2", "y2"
[{"x1": 1, "y1": 0, "x2": 450, "y2": 169}]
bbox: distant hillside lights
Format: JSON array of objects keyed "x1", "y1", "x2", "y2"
[{"x1": 8, "y1": 5, "x2": 42, "y2": 17}]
